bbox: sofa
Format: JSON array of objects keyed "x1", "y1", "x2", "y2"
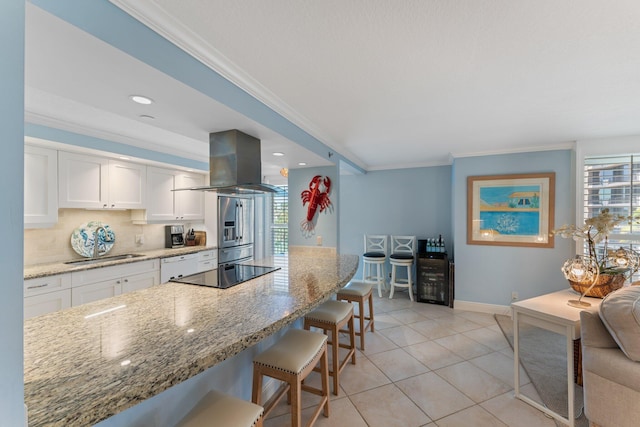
[{"x1": 580, "y1": 286, "x2": 640, "y2": 427}]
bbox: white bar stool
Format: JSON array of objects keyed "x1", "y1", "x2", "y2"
[
  {"x1": 362, "y1": 234, "x2": 388, "y2": 297},
  {"x1": 176, "y1": 389, "x2": 264, "y2": 427},
  {"x1": 389, "y1": 235, "x2": 416, "y2": 301}
]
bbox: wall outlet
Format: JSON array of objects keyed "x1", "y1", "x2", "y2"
[
  {"x1": 511, "y1": 291, "x2": 519, "y2": 301},
  {"x1": 135, "y1": 234, "x2": 144, "y2": 245}
]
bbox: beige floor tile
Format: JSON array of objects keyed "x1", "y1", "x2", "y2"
[
  {"x1": 359, "y1": 330, "x2": 398, "y2": 355},
  {"x1": 408, "y1": 318, "x2": 458, "y2": 340},
  {"x1": 435, "y1": 361, "x2": 513, "y2": 403},
  {"x1": 435, "y1": 333, "x2": 493, "y2": 359},
  {"x1": 264, "y1": 396, "x2": 368, "y2": 427},
  {"x1": 481, "y1": 389, "x2": 557, "y2": 427},
  {"x1": 433, "y1": 314, "x2": 484, "y2": 333},
  {"x1": 373, "y1": 313, "x2": 404, "y2": 330},
  {"x1": 388, "y1": 308, "x2": 429, "y2": 324},
  {"x1": 367, "y1": 347, "x2": 430, "y2": 381},
  {"x1": 349, "y1": 383, "x2": 431, "y2": 427},
  {"x1": 396, "y1": 372, "x2": 475, "y2": 420},
  {"x1": 409, "y1": 302, "x2": 454, "y2": 319},
  {"x1": 456, "y1": 310, "x2": 501, "y2": 326},
  {"x1": 469, "y1": 350, "x2": 531, "y2": 387},
  {"x1": 337, "y1": 354, "x2": 391, "y2": 395},
  {"x1": 462, "y1": 326, "x2": 511, "y2": 351},
  {"x1": 379, "y1": 324, "x2": 430, "y2": 347},
  {"x1": 435, "y1": 405, "x2": 508, "y2": 427},
  {"x1": 404, "y1": 340, "x2": 464, "y2": 370}
]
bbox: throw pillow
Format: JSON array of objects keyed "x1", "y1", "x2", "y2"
[{"x1": 599, "y1": 286, "x2": 640, "y2": 362}]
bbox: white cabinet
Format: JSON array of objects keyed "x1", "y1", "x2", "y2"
[
  {"x1": 132, "y1": 167, "x2": 204, "y2": 223},
  {"x1": 197, "y1": 249, "x2": 217, "y2": 273},
  {"x1": 24, "y1": 273, "x2": 72, "y2": 319},
  {"x1": 24, "y1": 145, "x2": 58, "y2": 228},
  {"x1": 71, "y1": 259, "x2": 159, "y2": 306},
  {"x1": 58, "y1": 151, "x2": 146, "y2": 209},
  {"x1": 24, "y1": 290, "x2": 72, "y2": 320},
  {"x1": 160, "y1": 253, "x2": 199, "y2": 283}
]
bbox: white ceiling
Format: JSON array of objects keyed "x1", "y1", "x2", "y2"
[{"x1": 25, "y1": 1, "x2": 640, "y2": 180}]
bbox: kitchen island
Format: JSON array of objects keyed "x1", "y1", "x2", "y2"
[{"x1": 24, "y1": 251, "x2": 358, "y2": 427}]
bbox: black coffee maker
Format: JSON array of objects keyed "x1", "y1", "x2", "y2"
[{"x1": 165, "y1": 225, "x2": 185, "y2": 248}]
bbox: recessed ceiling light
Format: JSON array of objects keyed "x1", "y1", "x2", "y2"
[
  {"x1": 298, "y1": 162, "x2": 307, "y2": 166},
  {"x1": 119, "y1": 156, "x2": 130, "y2": 160},
  {"x1": 130, "y1": 95, "x2": 153, "y2": 105},
  {"x1": 139, "y1": 114, "x2": 155, "y2": 120},
  {"x1": 272, "y1": 152, "x2": 285, "y2": 157}
]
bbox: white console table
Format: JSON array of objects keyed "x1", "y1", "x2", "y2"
[{"x1": 511, "y1": 289, "x2": 602, "y2": 427}]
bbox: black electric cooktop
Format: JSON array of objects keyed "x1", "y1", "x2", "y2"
[{"x1": 171, "y1": 264, "x2": 280, "y2": 289}]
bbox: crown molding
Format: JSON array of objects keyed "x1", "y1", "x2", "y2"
[
  {"x1": 109, "y1": 0, "x2": 365, "y2": 170},
  {"x1": 451, "y1": 141, "x2": 576, "y2": 159}
]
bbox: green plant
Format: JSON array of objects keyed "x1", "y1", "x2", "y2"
[{"x1": 553, "y1": 208, "x2": 639, "y2": 276}]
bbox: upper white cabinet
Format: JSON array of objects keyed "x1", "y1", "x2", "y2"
[
  {"x1": 24, "y1": 145, "x2": 58, "y2": 228},
  {"x1": 58, "y1": 151, "x2": 146, "y2": 209},
  {"x1": 132, "y1": 166, "x2": 204, "y2": 223}
]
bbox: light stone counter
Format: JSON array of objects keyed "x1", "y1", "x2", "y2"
[
  {"x1": 24, "y1": 246, "x2": 217, "y2": 280},
  {"x1": 24, "y1": 252, "x2": 358, "y2": 427}
]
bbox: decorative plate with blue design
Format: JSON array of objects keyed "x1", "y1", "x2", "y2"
[{"x1": 70, "y1": 221, "x2": 116, "y2": 258}]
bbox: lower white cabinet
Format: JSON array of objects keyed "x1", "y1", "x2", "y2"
[
  {"x1": 160, "y1": 253, "x2": 199, "y2": 283},
  {"x1": 71, "y1": 259, "x2": 160, "y2": 306},
  {"x1": 197, "y1": 249, "x2": 218, "y2": 273},
  {"x1": 24, "y1": 290, "x2": 72, "y2": 320},
  {"x1": 24, "y1": 273, "x2": 72, "y2": 319}
]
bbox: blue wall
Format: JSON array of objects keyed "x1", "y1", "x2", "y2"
[
  {"x1": 339, "y1": 166, "x2": 453, "y2": 280},
  {"x1": 0, "y1": 0, "x2": 25, "y2": 424},
  {"x1": 452, "y1": 150, "x2": 575, "y2": 306},
  {"x1": 289, "y1": 166, "x2": 339, "y2": 248}
]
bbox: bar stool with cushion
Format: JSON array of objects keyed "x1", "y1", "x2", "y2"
[
  {"x1": 176, "y1": 389, "x2": 264, "y2": 427},
  {"x1": 336, "y1": 281, "x2": 374, "y2": 351},
  {"x1": 304, "y1": 300, "x2": 356, "y2": 395},
  {"x1": 389, "y1": 235, "x2": 416, "y2": 301},
  {"x1": 252, "y1": 329, "x2": 329, "y2": 427},
  {"x1": 362, "y1": 234, "x2": 388, "y2": 297}
]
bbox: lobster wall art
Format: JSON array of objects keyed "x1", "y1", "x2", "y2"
[{"x1": 300, "y1": 175, "x2": 332, "y2": 237}]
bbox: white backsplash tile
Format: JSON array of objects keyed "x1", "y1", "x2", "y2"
[{"x1": 24, "y1": 209, "x2": 202, "y2": 266}]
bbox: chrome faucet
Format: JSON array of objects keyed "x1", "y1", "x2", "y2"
[{"x1": 93, "y1": 226, "x2": 111, "y2": 258}]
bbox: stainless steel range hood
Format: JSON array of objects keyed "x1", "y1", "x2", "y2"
[{"x1": 178, "y1": 129, "x2": 283, "y2": 194}]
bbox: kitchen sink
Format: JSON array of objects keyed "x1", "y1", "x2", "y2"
[{"x1": 64, "y1": 254, "x2": 145, "y2": 266}]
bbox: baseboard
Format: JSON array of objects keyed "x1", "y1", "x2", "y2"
[
  {"x1": 454, "y1": 299, "x2": 512, "y2": 317},
  {"x1": 262, "y1": 377, "x2": 281, "y2": 402}
]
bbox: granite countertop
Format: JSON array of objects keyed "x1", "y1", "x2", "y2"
[
  {"x1": 24, "y1": 252, "x2": 359, "y2": 427},
  {"x1": 24, "y1": 246, "x2": 217, "y2": 280}
]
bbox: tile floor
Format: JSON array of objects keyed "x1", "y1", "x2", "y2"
[{"x1": 264, "y1": 290, "x2": 559, "y2": 427}]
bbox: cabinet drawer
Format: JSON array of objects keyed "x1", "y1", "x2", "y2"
[
  {"x1": 198, "y1": 249, "x2": 216, "y2": 261},
  {"x1": 197, "y1": 260, "x2": 216, "y2": 273},
  {"x1": 24, "y1": 274, "x2": 71, "y2": 297},
  {"x1": 24, "y1": 289, "x2": 71, "y2": 319},
  {"x1": 71, "y1": 259, "x2": 158, "y2": 286}
]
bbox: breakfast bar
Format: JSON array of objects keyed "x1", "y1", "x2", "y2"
[{"x1": 24, "y1": 251, "x2": 358, "y2": 427}]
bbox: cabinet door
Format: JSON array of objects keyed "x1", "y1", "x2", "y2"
[
  {"x1": 24, "y1": 145, "x2": 58, "y2": 227},
  {"x1": 146, "y1": 167, "x2": 178, "y2": 221},
  {"x1": 71, "y1": 280, "x2": 121, "y2": 306},
  {"x1": 176, "y1": 172, "x2": 205, "y2": 220},
  {"x1": 58, "y1": 151, "x2": 109, "y2": 208},
  {"x1": 24, "y1": 289, "x2": 71, "y2": 320},
  {"x1": 108, "y1": 160, "x2": 146, "y2": 209},
  {"x1": 121, "y1": 270, "x2": 160, "y2": 293}
]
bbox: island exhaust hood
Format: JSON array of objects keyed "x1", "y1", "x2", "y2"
[{"x1": 177, "y1": 129, "x2": 282, "y2": 194}]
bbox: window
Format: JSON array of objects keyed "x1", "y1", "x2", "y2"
[
  {"x1": 583, "y1": 154, "x2": 640, "y2": 278},
  {"x1": 272, "y1": 185, "x2": 288, "y2": 255}
]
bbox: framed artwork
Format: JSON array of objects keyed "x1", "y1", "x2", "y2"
[{"x1": 467, "y1": 173, "x2": 555, "y2": 248}]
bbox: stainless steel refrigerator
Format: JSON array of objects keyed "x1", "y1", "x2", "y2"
[{"x1": 218, "y1": 195, "x2": 254, "y2": 266}]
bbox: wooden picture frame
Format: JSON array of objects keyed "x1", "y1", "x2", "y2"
[{"x1": 467, "y1": 173, "x2": 555, "y2": 248}]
